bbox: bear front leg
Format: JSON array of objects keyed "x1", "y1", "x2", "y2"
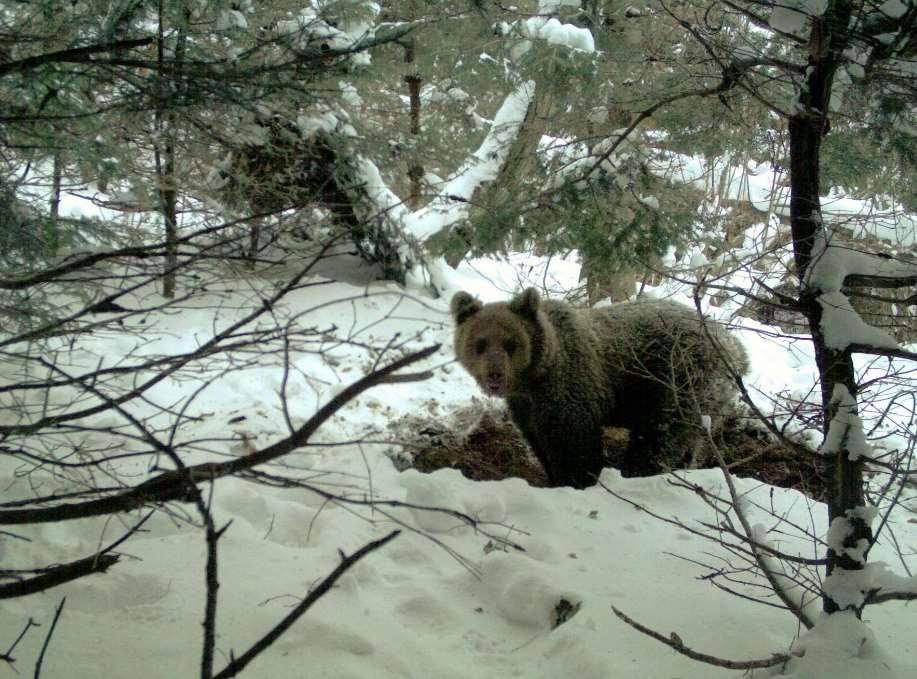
[
  {"x1": 508, "y1": 395, "x2": 605, "y2": 488},
  {"x1": 506, "y1": 394, "x2": 557, "y2": 484},
  {"x1": 550, "y1": 426, "x2": 606, "y2": 489}
]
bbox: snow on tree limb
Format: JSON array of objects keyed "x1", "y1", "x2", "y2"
[
  {"x1": 347, "y1": 81, "x2": 536, "y2": 289},
  {"x1": 352, "y1": 80, "x2": 536, "y2": 245},
  {"x1": 404, "y1": 80, "x2": 536, "y2": 242},
  {"x1": 806, "y1": 230, "x2": 914, "y2": 352},
  {"x1": 819, "y1": 384, "x2": 873, "y2": 461},
  {"x1": 807, "y1": 231, "x2": 917, "y2": 291},
  {"x1": 823, "y1": 535, "x2": 917, "y2": 610}
]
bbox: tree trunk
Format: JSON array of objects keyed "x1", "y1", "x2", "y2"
[
  {"x1": 404, "y1": 1, "x2": 423, "y2": 210},
  {"x1": 786, "y1": 0, "x2": 871, "y2": 616},
  {"x1": 46, "y1": 153, "x2": 62, "y2": 256},
  {"x1": 155, "y1": 1, "x2": 185, "y2": 298},
  {"x1": 157, "y1": 138, "x2": 178, "y2": 298}
]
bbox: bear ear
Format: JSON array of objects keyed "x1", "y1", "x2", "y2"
[
  {"x1": 451, "y1": 291, "x2": 483, "y2": 324},
  {"x1": 509, "y1": 287, "x2": 540, "y2": 319}
]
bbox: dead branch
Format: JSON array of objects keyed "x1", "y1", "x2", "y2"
[
  {"x1": 33, "y1": 597, "x2": 66, "y2": 679},
  {"x1": 0, "y1": 511, "x2": 152, "y2": 598},
  {"x1": 611, "y1": 605, "x2": 796, "y2": 670},
  {"x1": 602, "y1": 476, "x2": 824, "y2": 569},
  {"x1": 0, "y1": 555, "x2": 118, "y2": 600},
  {"x1": 212, "y1": 530, "x2": 400, "y2": 679},
  {"x1": 865, "y1": 590, "x2": 917, "y2": 605},
  {"x1": 705, "y1": 432, "x2": 816, "y2": 629},
  {"x1": 1, "y1": 617, "x2": 39, "y2": 664},
  {"x1": 847, "y1": 343, "x2": 917, "y2": 362},
  {"x1": 0, "y1": 344, "x2": 440, "y2": 525},
  {"x1": 0, "y1": 241, "x2": 340, "y2": 434}
]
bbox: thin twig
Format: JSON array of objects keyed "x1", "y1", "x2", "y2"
[
  {"x1": 0, "y1": 345, "x2": 439, "y2": 525},
  {"x1": 33, "y1": 598, "x2": 66, "y2": 679},
  {"x1": 1, "y1": 617, "x2": 39, "y2": 664},
  {"x1": 212, "y1": 530, "x2": 400, "y2": 679},
  {"x1": 611, "y1": 606, "x2": 796, "y2": 670},
  {"x1": 705, "y1": 432, "x2": 816, "y2": 629}
]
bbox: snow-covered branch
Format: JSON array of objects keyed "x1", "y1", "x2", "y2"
[
  {"x1": 404, "y1": 81, "x2": 535, "y2": 242},
  {"x1": 806, "y1": 230, "x2": 916, "y2": 354}
]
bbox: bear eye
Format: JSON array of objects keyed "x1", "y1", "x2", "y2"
[
  {"x1": 474, "y1": 338, "x2": 487, "y2": 355},
  {"x1": 503, "y1": 339, "x2": 517, "y2": 354}
]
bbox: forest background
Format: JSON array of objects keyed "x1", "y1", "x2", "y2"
[{"x1": 1, "y1": 1, "x2": 915, "y2": 677}]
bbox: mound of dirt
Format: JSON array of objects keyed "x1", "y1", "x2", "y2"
[
  {"x1": 387, "y1": 400, "x2": 547, "y2": 487},
  {"x1": 717, "y1": 422, "x2": 829, "y2": 500},
  {"x1": 389, "y1": 404, "x2": 828, "y2": 500}
]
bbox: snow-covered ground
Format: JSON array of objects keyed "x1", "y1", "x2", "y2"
[{"x1": 1, "y1": 251, "x2": 914, "y2": 679}]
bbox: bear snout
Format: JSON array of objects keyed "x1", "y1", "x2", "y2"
[{"x1": 483, "y1": 369, "x2": 508, "y2": 396}]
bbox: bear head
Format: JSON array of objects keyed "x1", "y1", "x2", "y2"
[{"x1": 450, "y1": 288, "x2": 543, "y2": 397}]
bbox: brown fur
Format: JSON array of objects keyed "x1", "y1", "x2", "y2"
[{"x1": 452, "y1": 288, "x2": 748, "y2": 488}]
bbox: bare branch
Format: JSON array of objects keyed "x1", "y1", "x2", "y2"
[
  {"x1": 706, "y1": 433, "x2": 816, "y2": 629},
  {"x1": 847, "y1": 343, "x2": 917, "y2": 362},
  {"x1": 865, "y1": 590, "x2": 917, "y2": 605},
  {"x1": 0, "y1": 38, "x2": 155, "y2": 77},
  {"x1": 0, "y1": 512, "x2": 152, "y2": 598},
  {"x1": 0, "y1": 344, "x2": 440, "y2": 525},
  {"x1": 0, "y1": 555, "x2": 118, "y2": 600},
  {"x1": 33, "y1": 598, "x2": 66, "y2": 679},
  {"x1": 1, "y1": 617, "x2": 39, "y2": 664},
  {"x1": 212, "y1": 530, "x2": 400, "y2": 679},
  {"x1": 611, "y1": 606, "x2": 796, "y2": 670}
]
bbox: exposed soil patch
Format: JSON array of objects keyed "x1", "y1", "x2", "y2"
[
  {"x1": 717, "y1": 421, "x2": 829, "y2": 501},
  {"x1": 389, "y1": 403, "x2": 828, "y2": 500},
  {"x1": 388, "y1": 400, "x2": 547, "y2": 487}
]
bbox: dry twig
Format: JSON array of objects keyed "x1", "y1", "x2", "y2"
[{"x1": 611, "y1": 605, "x2": 796, "y2": 670}]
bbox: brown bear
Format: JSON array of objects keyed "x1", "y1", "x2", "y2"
[{"x1": 451, "y1": 288, "x2": 748, "y2": 488}]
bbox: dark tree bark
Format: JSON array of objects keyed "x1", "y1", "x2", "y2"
[
  {"x1": 403, "y1": 0, "x2": 424, "y2": 211},
  {"x1": 154, "y1": 0, "x2": 185, "y2": 298},
  {"x1": 786, "y1": 0, "x2": 872, "y2": 615}
]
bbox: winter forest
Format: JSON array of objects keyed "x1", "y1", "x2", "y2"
[{"x1": 1, "y1": 1, "x2": 915, "y2": 677}]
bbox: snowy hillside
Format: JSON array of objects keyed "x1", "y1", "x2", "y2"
[{"x1": 1, "y1": 253, "x2": 914, "y2": 679}]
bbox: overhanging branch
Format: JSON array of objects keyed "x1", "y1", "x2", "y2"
[
  {"x1": 0, "y1": 345, "x2": 439, "y2": 525},
  {"x1": 0, "y1": 38, "x2": 155, "y2": 77}
]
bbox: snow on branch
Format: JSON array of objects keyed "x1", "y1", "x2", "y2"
[
  {"x1": 806, "y1": 230, "x2": 916, "y2": 353},
  {"x1": 403, "y1": 80, "x2": 536, "y2": 242},
  {"x1": 819, "y1": 384, "x2": 872, "y2": 461},
  {"x1": 825, "y1": 556, "x2": 917, "y2": 611},
  {"x1": 349, "y1": 81, "x2": 536, "y2": 292}
]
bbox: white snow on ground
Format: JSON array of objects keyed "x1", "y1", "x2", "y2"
[{"x1": 1, "y1": 251, "x2": 914, "y2": 679}]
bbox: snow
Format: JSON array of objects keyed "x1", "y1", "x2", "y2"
[
  {"x1": 878, "y1": 0, "x2": 909, "y2": 19},
  {"x1": 781, "y1": 611, "x2": 906, "y2": 679},
  {"x1": 216, "y1": 9, "x2": 248, "y2": 31},
  {"x1": 1, "y1": 253, "x2": 915, "y2": 679},
  {"x1": 273, "y1": 3, "x2": 379, "y2": 66},
  {"x1": 820, "y1": 384, "x2": 872, "y2": 461},
  {"x1": 769, "y1": 0, "x2": 828, "y2": 36},
  {"x1": 807, "y1": 231, "x2": 909, "y2": 352},
  {"x1": 403, "y1": 81, "x2": 535, "y2": 242},
  {"x1": 504, "y1": 4, "x2": 596, "y2": 60},
  {"x1": 657, "y1": 154, "x2": 917, "y2": 247},
  {"x1": 519, "y1": 17, "x2": 595, "y2": 53},
  {"x1": 538, "y1": 0, "x2": 581, "y2": 12}
]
